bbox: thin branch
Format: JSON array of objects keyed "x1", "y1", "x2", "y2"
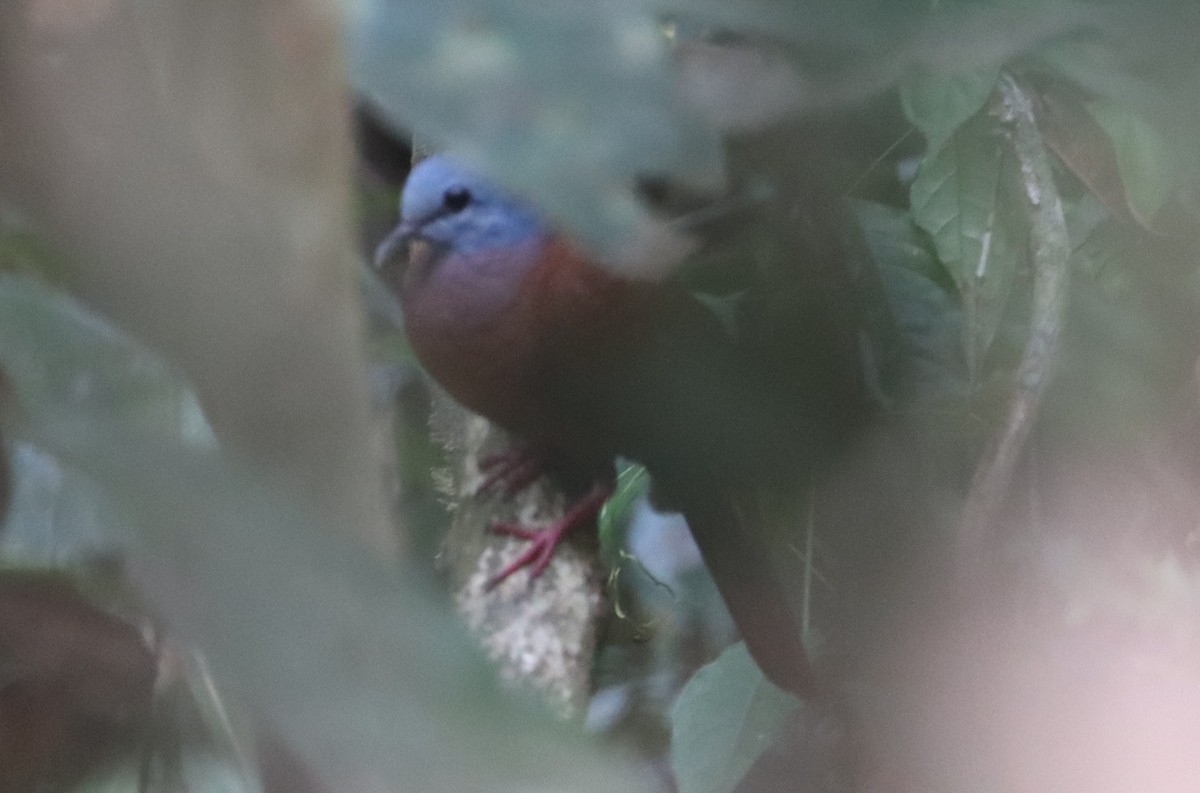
[{"x1": 956, "y1": 74, "x2": 1071, "y2": 584}]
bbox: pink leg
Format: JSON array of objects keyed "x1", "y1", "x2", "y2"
[
  {"x1": 486, "y1": 480, "x2": 615, "y2": 590},
  {"x1": 477, "y1": 449, "x2": 544, "y2": 497}
]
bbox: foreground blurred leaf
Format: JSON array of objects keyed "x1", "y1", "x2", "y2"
[
  {"x1": 0, "y1": 275, "x2": 211, "y2": 445},
  {"x1": 0, "y1": 226, "x2": 71, "y2": 283},
  {"x1": 1034, "y1": 21, "x2": 1200, "y2": 192},
  {"x1": 350, "y1": 0, "x2": 724, "y2": 255},
  {"x1": 670, "y1": 643, "x2": 799, "y2": 793},
  {"x1": 3, "y1": 442, "x2": 131, "y2": 564},
  {"x1": 75, "y1": 758, "x2": 257, "y2": 793},
  {"x1": 0, "y1": 277, "x2": 655, "y2": 792},
  {"x1": 909, "y1": 111, "x2": 1023, "y2": 378},
  {"x1": 0, "y1": 274, "x2": 209, "y2": 564},
  {"x1": 119, "y1": 649, "x2": 268, "y2": 793},
  {"x1": 349, "y1": 0, "x2": 1103, "y2": 270}
]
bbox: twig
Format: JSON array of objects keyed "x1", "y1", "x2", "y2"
[{"x1": 956, "y1": 74, "x2": 1071, "y2": 584}]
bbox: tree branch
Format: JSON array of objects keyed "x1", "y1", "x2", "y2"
[
  {"x1": 956, "y1": 74, "x2": 1071, "y2": 583},
  {"x1": 430, "y1": 395, "x2": 605, "y2": 716}
]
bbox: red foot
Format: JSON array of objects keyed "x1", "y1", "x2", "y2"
[
  {"x1": 477, "y1": 449, "x2": 544, "y2": 497},
  {"x1": 485, "y1": 480, "x2": 614, "y2": 590}
]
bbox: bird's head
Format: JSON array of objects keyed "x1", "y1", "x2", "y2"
[{"x1": 374, "y1": 155, "x2": 544, "y2": 271}]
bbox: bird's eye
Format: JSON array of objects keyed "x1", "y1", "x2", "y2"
[{"x1": 443, "y1": 187, "x2": 472, "y2": 213}]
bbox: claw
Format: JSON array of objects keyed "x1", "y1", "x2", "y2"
[
  {"x1": 486, "y1": 523, "x2": 563, "y2": 585},
  {"x1": 485, "y1": 480, "x2": 615, "y2": 590}
]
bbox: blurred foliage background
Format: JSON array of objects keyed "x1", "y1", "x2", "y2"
[{"x1": 2, "y1": 0, "x2": 1200, "y2": 791}]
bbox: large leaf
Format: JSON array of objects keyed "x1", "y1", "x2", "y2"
[
  {"x1": 350, "y1": 0, "x2": 724, "y2": 257},
  {"x1": 670, "y1": 643, "x2": 800, "y2": 793},
  {"x1": 910, "y1": 111, "x2": 1023, "y2": 377},
  {"x1": 0, "y1": 277, "x2": 657, "y2": 793},
  {"x1": 2, "y1": 442, "x2": 132, "y2": 564},
  {"x1": 1033, "y1": 82, "x2": 1150, "y2": 230},
  {"x1": 1034, "y1": 27, "x2": 1200, "y2": 191},
  {"x1": 901, "y1": 67, "x2": 998, "y2": 152},
  {"x1": 349, "y1": 0, "x2": 1091, "y2": 265},
  {"x1": 0, "y1": 275, "x2": 210, "y2": 444}
]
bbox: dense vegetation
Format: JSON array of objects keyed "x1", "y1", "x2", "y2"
[{"x1": 1, "y1": 1, "x2": 1199, "y2": 791}]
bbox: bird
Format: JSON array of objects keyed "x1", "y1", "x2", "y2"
[{"x1": 374, "y1": 154, "x2": 877, "y2": 697}]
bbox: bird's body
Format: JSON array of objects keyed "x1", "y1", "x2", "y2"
[
  {"x1": 401, "y1": 233, "x2": 675, "y2": 464},
  {"x1": 376, "y1": 155, "x2": 865, "y2": 696}
]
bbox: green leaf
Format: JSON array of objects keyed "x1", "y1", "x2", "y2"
[
  {"x1": 670, "y1": 643, "x2": 800, "y2": 793},
  {"x1": 0, "y1": 274, "x2": 211, "y2": 444},
  {"x1": 2, "y1": 442, "x2": 131, "y2": 564},
  {"x1": 910, "y1": 112, "x2": 1023, "y2": 377},
  {"x1": 598, "y1": 461, "x2": 650, "y2": 563},
  {"x1": 900, "y1": 67, "x2": 999, "y2": 152},
  {"x1": 0, "y1": 228, "x2": 71, "y2": 283},
  {"x1": 853, "y1": 199, "x2": 943, "y2": 283},
  {"x1": 350, "y1": 0, "x2": 724, "y2": 254},
  {"x1": 855, "y1": 200, "x2": 967, "y2": 401},
  {"x1": 1086, "y1": 101, "x2": 1175, "y2": 223}
]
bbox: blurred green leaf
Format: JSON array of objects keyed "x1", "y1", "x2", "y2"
[
  {"x1": 901, "y1": 67, "x2": 998, "y2": 152},
  {"x1": 0, "y1": 228, "x2": 71, "y2": 283},
  {"x1": 669, "y1": 643, "x2": 799, "y2": 793},
  {"x1": 1086, "y1": 100, "x2": 1176, "y2": 224},
  {"x1": 1, "y1": 442, "x2": 132, "y2": 564},
  {"x1": 0, "y1": 277, "x2": 657, "y2": 793},
  {"x1": 854, "y1": 199, "x2": 943, "y2": 284},
  {"x1": 1034, "y1": 28, "x2": 1200, "y2": 193},
  {"x1": 598, "y1": 461, "x2": 650, "y2": 563},
  {"x1": 910, "y1": 111, "x2": 1023, "y2": 378},
  {"x1": 350, "y1": 0, "x2": 723, "y2": 254},
  {"x1": 72, "y1": 766, "x2": 144, "y2": 793},
  {"x1": 855, "y1": 200, "x2": 966, "y2": 401},
  {"x1": 0, "y1": 275, "x2": 211, "y2": 445},
  {"x1": 131, "y1": 651, "x2": 264, "y2": 793},
  {"x1": 75, "y1": 755, "x2": 259, "y2": 793}
]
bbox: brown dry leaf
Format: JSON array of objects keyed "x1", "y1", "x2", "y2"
[
  {"x1": 1033, "y1": 80, "x2": 1156, "y2": 232},
  {"x1": 0, "y1": 573, "x2": 156, "y2": 792}
]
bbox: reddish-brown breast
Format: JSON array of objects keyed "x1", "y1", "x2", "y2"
[{"x1": 400, "y1": 234, "x2": 653, "y2": 447}]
